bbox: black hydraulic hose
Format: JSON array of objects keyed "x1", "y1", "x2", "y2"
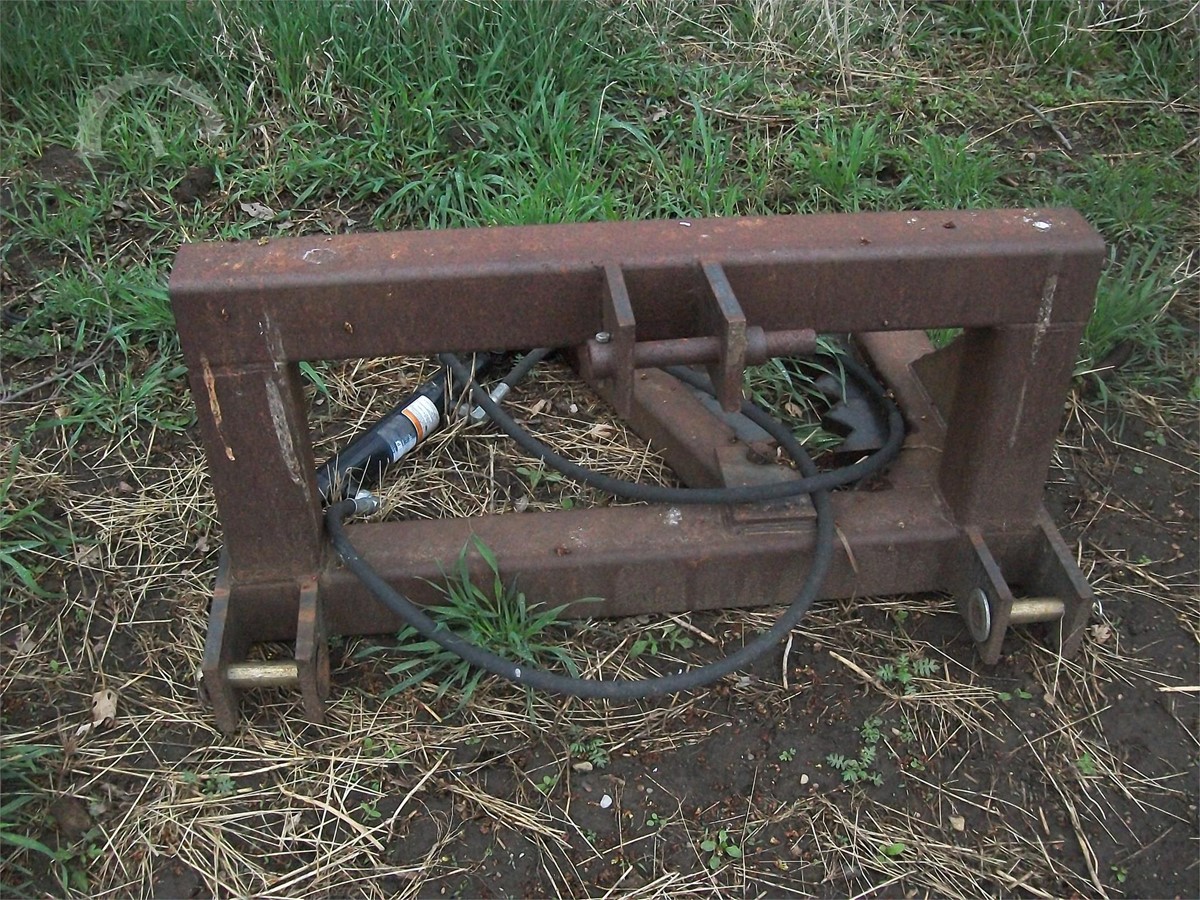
[
  {"x1": 441, "y1": 350, "x2": 904, "y2": 505},
  {"x1": 501, "y1": 347, "x2": 554, "y2": 387},
  {"x1": 327, "y1": 392, "x2": 834, "y2": 699},
  {"x1": 465, "y1": 348, "x2": 555, "y2": 423},
  {"x1": 326, "y1": 351, "x2": 904, "y2": 699}
]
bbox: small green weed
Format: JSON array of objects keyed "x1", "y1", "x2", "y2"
[
  {"x1": 827, "y1": 716, "x2": 886, "y2": 786},
  {"x1": 357, "y1": 800, "x2": 382, "y2": 821},
  {"x1": 534, "y1": 773, "x2": 558, "y2": 796},
  {"x1": 827, "y1": 747, "x2": 882, "y2": 787},
  {"x1": 699, "y1": 828, "x2": 743, "y2": 869},
  {"x1": 778, "y1": 748, "x2": 796, "y2": 763},
  {"x1": 180, "y1": 769, "x2": 236, "y2": 796},
  {"x1": 360, "y1": 736, "x2": 407, "y2": 759},
  {"x1": 1075, "y1": 753, "x2": 1097, "y2": 777},
  {"x1": 515, "y1": 464, "x2": 565, "y2": 492},
  {"x1": 630, "y1": 623, "x2": 694, "y2": 659},
  {"x1": 926, "y1": 329, "x2": 963, "y2": 350},
  {"x1": 514, "y1": 464, "x2": 581, "y2": 509},
  {"x1": 359, "y1": 537, "x2": 581, "y2": 709},
  {"x1": 998, "y1": 687, "x2": 1034, "y2": 701},
  {"x1": 876, "y1": 654, "x2": 939, "y2": 695},
  {"x1": 569, "y1": 735, "x2": 609, "y2": 769},
  {"x1": 299, "y1": 361, "x2": 331, "y2": 401},
  {"x1": 860, "y1": 716, "x2": 883, "y2": 744}
]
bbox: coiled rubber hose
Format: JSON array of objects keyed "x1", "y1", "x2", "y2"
[{"x1": 326, "y1": 351, "x2": 903, "y2": 700}]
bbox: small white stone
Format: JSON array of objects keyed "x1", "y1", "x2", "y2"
[
  {"x1": 949, "y1": 815, "x2": 966, "y2": 832},
  {"x1": 800, "y1": 774, "x2": 810, "y2": 785},
  {"x1": 599, "y1": 794, "x2": 613, "y2": 809}
]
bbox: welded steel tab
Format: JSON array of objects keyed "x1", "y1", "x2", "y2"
[
  {"x1": 599, "y1": 264, "x2": 636, "y2": 415},
  {"x1": 200, "y1": 556, "x2": 246, "y2": 733},
  {"x1": 700, "y1": 262, "x2": 748, "y2": 412},
  {"x1": 295, "y1": 576, "x2": 329, "y2": 724}
]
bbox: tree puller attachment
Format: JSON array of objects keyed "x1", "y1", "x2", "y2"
[{"x1": 170, "y1": 209, "x2": 1105, "y2": 732}]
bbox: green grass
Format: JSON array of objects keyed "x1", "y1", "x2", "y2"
[
  {"x1": 358, "y1": 537, "x2": 582, "y2": 709},
  {"x1": 0, "y1": 744, "x2": 59, "y2": 892},
  {"x1": 1081, "y1": 243, "x2": 1192, "y2": 382},
  {"x1": 0, "y1": 450, "x2": 72, "y2": 603},
  {"x1": 743, "y1": 338, "x2": 852, "y2": 450},
  {"x1": 1, "y1": 261, "x2": 190, "y2": 446},
  {"x1": 0, "y1": 0, "x2": 1194, "y2": 448}
]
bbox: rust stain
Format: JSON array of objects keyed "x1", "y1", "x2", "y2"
[{"x1": 201, "y1": 355, "x2": 235, "y2": 461}]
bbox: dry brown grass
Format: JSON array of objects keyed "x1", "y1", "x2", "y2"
[{"x1": 3, "y1": 345, "x2": 1195, "y2": 896}]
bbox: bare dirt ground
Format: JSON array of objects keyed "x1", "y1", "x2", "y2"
[{"x1": 2, "y1": 328, "x2": 1197, "y2": 898}]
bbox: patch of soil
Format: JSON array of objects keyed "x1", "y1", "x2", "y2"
[{"x1": 30, "y1": 144, "x2": 100, "y2": 184}]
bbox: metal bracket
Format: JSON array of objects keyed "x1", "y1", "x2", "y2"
[
  {"x1": 201, "y1": 567, "x2": 329, "y2": 732},
  {"x1": 580, "y1": 262, "x2": 817, "y2": 417},
  {"x1": 172, "y1": 209, "x2": 1105, "y2": 730},
  {"x1": 952, "y1": 513, "x2": 1093, "y2": 664}
]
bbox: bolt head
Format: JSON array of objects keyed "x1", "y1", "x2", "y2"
[{"x1": 594, "y1": 331, "x2": 612, "y2": 344}]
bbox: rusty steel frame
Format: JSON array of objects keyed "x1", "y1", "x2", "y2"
[{"x1": 170, "y1": 209, "x2": 1105, "y2": 731}]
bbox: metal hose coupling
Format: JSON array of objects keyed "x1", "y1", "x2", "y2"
[{"x1": 351, "y1": 490, "x2": 379, "y2": 516}]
